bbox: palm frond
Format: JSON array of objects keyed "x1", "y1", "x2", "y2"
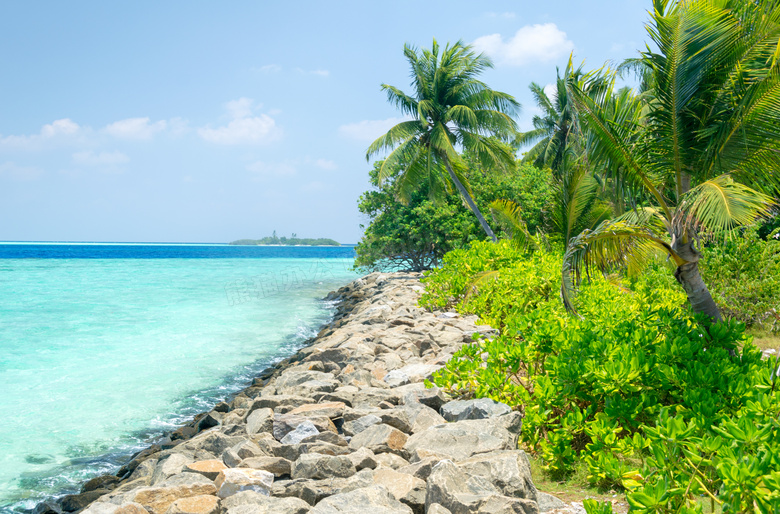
[
  {"x1": 561, "y1": 220, "x2": 684, "y2": 313},
  {"x1": 489, "y1": 199, "x2": 536, "y2": 250},
  {"x1": 675, "y1": 174, "x2": 775, "y2": 235}
]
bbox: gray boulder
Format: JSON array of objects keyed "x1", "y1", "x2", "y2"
[
  {"x1": 404, "y1": 418, "x2": 516, "y2": 461},
  {"x1": 342, "y1": 414, "x2": 382, "y2": 436},
  {"x1": 309, "y1": 485, "x2": 413, "y2": 514},
  {"x1": 280, "y1": 421, "x2": 320, "y2": 445},
  {"x1": 348, "y1": 423, "x2": 408, "y2": 455},
  {"x1": 439, "y1": 398, "x2": 511, "y2": 422},
  {"x1": 246, "y1": 408, "x2": 274, "y2": 435},
  {"x1": 291, "y1": 453, "x2": 356, "y2": 480},
  {"x1": 457, "y1": 450, "x2": 537, "y2": 501}
]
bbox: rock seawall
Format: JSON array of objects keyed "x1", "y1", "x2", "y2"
[{"x1": 36, "y1": 272, "x2": 543, "y2": 514}]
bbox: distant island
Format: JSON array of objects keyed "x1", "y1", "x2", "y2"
[{"x1": 230, "y1": 232, "x2": 340, "y2": 246}]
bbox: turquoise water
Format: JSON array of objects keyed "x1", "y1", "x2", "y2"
[{"x1": 0, "y1": 245, "x2": 358, "y2": 512}]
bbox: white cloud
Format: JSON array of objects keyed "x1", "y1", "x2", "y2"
[
  {"x1": 314, "y1": 158, "x2": 337, "y2": 171},
  {"x1": 246, "y1": 160, "x2": 297, "y2": 178},
  {"x1": 295, "y1": 68, "x2": 330, "y2": 77},
  {"x1": 72, "y1": 150, "x2": 130, "y2": 166},
  {"x1": 257, "y1": 64, "x2": 281, "y2": 73},
  {"x1": 473, "y1": 23, "x2": 574, "y2": 66},
  {"x1": 338, "y1": 117, "x2": 410, "y2": 143},
  {"x1": 199, "y1": 99, "x2": 280, "y2": 145},
  {"x1": 0, "y1": 161, "x2": 43, "y2": 180},
  {"x1": 104, "y1": 117, "x2": 167, "y2": 140},
  {"x1": 198, "y1": 115, "x2": 279, "y2": 145},
  {"x1": 1, "y1": 118, "x2": 81, "y2": 148},
  {"x1": 543, "y1": 83, "x2": 558, "y2": 102},
  {"x1": 225, "y1": 98, "x2": 255, "y2": 119}
]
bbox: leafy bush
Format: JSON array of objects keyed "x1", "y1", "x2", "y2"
[
  {"x1": 700, "y1": 227, "x2": 780, "y2": 332},
  {"x1": 421, "y1": 240, "x2": 780, "y2": 511}
]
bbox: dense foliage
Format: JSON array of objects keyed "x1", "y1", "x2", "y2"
[
  {"x1": 354, "y1": 160, "x2": 552, "y2": 272},
  {"x1": 421, "y1": 240, "x2": 780, "y2": 512}
]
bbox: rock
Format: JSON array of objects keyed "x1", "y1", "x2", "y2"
[
  {"x1": 80, "y1": 503, "x2": 147, "y2": 514},
  {"x1": 410, "y1": 407, "x2": 446, "y2": 434},
  {"x1": 347, "y1": 447, "x2": 378, "y2": 470},
  {"x1": 398, "y1": 456, "x2": 443, "y2": 480},
  {"x1": 60, "y1": 490, "x2": 106, "y2": 512},
  {"x1": 184, "y1": 460, "x2": 227, "y2": 481},
  {"x1": 348, "y1": 423, "x2": 408, "y2": 455},
  {"x1": 246, "y1": 408, "x2": 274, "y2": 435},
  {"x1": 239, "y1": 456, "x2": 292, "y2": 477},
  {"x1": 398, "y1": 386, "x2": 449, "y2": 411},
  {"x1": 274, "y1": 414, "x2": 335, "y2": 441},
  {"x1": 272, "y1": 370, "x2": 335, "y2": 391},
  {"x1": 404, "y1": 418, "x2": 517, "y2": 461},
  {"x1": 394, "y1": 363, "x2": 442, "y2": 383},
  {"x1": 33, "y1": 501, "x2": 63, "y2": 514},
  {"x1": 291, "y1": 453, "x2": 356, "y2": 480},
  {"x1": 129, "y1": 474, "x2": 217, "y2": 514},
  {"x1": 288, "y1": 401, "x2": 346, "y2": 419},
  {"x1": 300, "y1": 430, "x2": 349, "y2": 447},
  {"x1": 440, "y1": 398, "x2": 512, "y2": 422},
  {"x1": 427, "y1": 505, "x2": 452, "y2": 514},
  {"x1": 299, "y1": 441, "x2": 352, "y2": 457},
  {"x1": 214, "y1": 468, "x2": 274, "y2": 499},
  {"x1": 379, "y1": 408, "x2": 415, "y2": 434},
  {"x1": 272, "y1": 469, "x2": 376, "y2": 506},
  {"x1": 151, "y1": 454, "x2": 194, "y2": 485},
  {"x1": 280, "y1": 421, "x2": 319, "y2": 444},
  {"x1": 537, "y1": 492, "x2": 568, "y2": 513},
  {"x1": 374, "y1": 453, "x2": 410, "y2": 470},
  {"x1": 383, "y1": 369, "x2": 410, "y2": 387},
  {"x1": 425, "y1": 460, "x2": 537, "y2": 514},
  {"x1": 181, "y1": 432, "x2": 243, "y2": 456},
  {"x1": 308, "y1": 484, "x2": 413, "y2": 514},
  {"x1": 250, "y1": 395, "x2": 316, "y2": 411},
  {"x1": 342, "y1": 414, "x2": 382, "y2": 436},
  {"x1": 163, "y1": 495, "x2": 220, "y2": 514},
  {"x1": 372, "y1": 468, "x2": 426, "y2": 514},
  {"x1": 81, "y1": 475, "x2": 121, "y2": 493},
  {"x1": 196, "y1": 412, "x2": 222, "y2": 432},
  {"x1": 220, "y1": 490, "x2": 310, "y2": 513},
  {"x1": 457, "y1": 450, "x2": 537, "y2": 501}
]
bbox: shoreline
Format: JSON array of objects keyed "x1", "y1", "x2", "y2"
[{"x1": 35, "y1": 272, "x2": 551, "y2": 514}]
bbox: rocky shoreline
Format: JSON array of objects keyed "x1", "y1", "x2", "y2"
[{"x1": 35, "y1": 272, "x2": 575, "y2": 514}]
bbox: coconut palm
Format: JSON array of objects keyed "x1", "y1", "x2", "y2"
[
  {"x1": 366, "y1": 40, "x2": 520, "y2": 242},
  {"x1": 562, "y1": 0, "x2": 780, "y2": 321},
  {"x1": 516, "y1": 59, "x2": 586, "y2": 177}
]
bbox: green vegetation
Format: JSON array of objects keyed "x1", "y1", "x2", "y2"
[
  {"x1": 358, "y1": 1, "x2": 780, "y2": 510},
  {"x1": 354, "y1": 159, "x2": 552, "y2": 272},
  {"x1": 230, "y1": 232, "x2": 339, "y2": 246},
  {"x1": 366, "y1": 39, "x2": 520, "y2": 241},
  {"x1": 421, "y1": 240, "x2": 780, "y2": 512}
]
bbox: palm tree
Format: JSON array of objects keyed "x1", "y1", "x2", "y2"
[
  {"x1": 562, "y1": 0, "x2": 780, "y2": 321},
  {"x1": 516, "y1": 59, "x2": 585, "y2": 177},
  {"x1": 366, "y1": 40, "x2": 521, "y2": 242}
]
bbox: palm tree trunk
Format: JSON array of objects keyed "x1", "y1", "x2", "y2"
[
  {"x1": 672, "y1": 237, "x2": 723, "y2": 322},
  {"x1": 443, "y1": 160, "x2": 497, "y2": 242}
]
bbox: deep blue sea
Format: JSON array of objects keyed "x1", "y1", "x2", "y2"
[{"x1": 0, "y1": 243, "x2": 359, "y2": 513}]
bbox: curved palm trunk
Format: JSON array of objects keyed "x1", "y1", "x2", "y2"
[
  {"x1": 672, "y1": 237, "x2": 723, "y2": 322},
  {"x1": 443, "y1": 159, "x2": 497, "y2": 242}
]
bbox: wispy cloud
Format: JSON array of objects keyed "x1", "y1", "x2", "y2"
[
  {"x1": 295, "y1": 68, "x2": 330, "y2": 77},
  {"x1": 72, "y1": 150, "x2": 130, "y2": 166},
  {"x1": 338, "y1": 117, "x2": 410, "y2": 143},
  {"x1": 256, "y1": 64, "x2": 281, "y2": 74},
  {"x1": 198, "y1": 98, "x2": 281, "y2": 145},
  {"x1": 473, "y1": 24, "x2": 574, "y2": 66},
  {"x1": 314, "y1": 158, "x2": 337, "y2": 171},
  {"x1": 104, "y1": 117, "x2": 167, "y2": 140},
  {"x1": 0, "y1": 118, "x2": 81, "y2": 149}
]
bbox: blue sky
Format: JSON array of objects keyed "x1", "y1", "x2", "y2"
[{"x1": 0, "y1": 1, "x2": 649, "y2": 243}]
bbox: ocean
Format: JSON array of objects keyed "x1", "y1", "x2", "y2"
[{"x1": 0, "y1": 243, "x2": 359, "y2": 513}]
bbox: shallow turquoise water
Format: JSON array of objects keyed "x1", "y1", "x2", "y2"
[{"x1": 0, "y1": 249, "x2": 358, "y2": 511}]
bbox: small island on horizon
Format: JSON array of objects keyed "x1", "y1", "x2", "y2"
[{"x1": 229, "y1": 231, "x2": 340, "y2": 246}]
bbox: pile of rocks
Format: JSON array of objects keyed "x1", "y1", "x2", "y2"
[{"x1": 37, "y1": 272, "x2": 564, "y2": 514}]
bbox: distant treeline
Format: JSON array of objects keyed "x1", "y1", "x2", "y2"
[{"x1": 230, "y1": 233, "x2": 339, "y2": 246}]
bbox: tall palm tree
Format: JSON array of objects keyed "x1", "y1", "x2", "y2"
[
  {"x1": 516, "y1": 59, "x2": 585, "y2": 177},
  {"x1": 562, "y1": 0, "x2": 780, "y2": 321},
  {"x1": 366, "y1": 40, "x2": 520, "y2": 242}
]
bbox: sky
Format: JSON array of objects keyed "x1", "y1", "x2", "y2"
[{"x1": 0, "y1": 1, "x2": 650, "y2": 244}]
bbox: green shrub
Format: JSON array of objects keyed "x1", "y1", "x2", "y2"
[
  {"x1": 421, "y1": 240, "x2": 780, "y2": 511},
  {"x1": 700, "y1": 227, "x2": 780, "y2": 332}
]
